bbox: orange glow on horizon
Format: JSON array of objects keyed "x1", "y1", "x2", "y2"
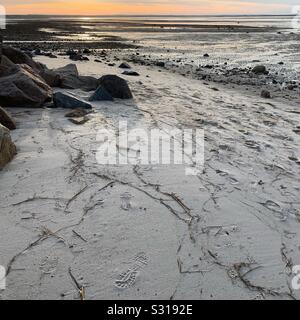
[{"x1": 4, "y1": 1, "x2": 290, "y2": 15}]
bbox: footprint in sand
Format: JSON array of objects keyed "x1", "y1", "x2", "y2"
[
  {"x1": 120, "y1": 192, "x2": 133, "y2": 211},
  {"x1": 114, "y1": 252, "x2": 149, "y2": 290}
]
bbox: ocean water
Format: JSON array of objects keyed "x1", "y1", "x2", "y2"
[
  {"x1": 6, "y1": 14, "x2": 296, "y2": 29},
  {"x1": 5, "y1": 15, "x2": 300, "y2": 82}
]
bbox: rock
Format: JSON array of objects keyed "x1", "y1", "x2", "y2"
[
  {"x1": 69, "y1": 53, "x2": 83, "y2": 61},
  {"x1": 98, "y1": 75, "x2": 133, "y2": 99},
  {"x1": 156, "y1": 61, "x2": 165, "y2": 68},
  {"x1": 0, "y1": 107, "x2": 16, "y2": 130},
  {"x1": 65, "y1": 108, "x2": 89, "y2": 118},
  {"x1": 89, "y1": 85, "x2": 114, "y2": 101},
  {"x1": 53, "y1": 92, "x2": 92, "y2": 109},
  {"x1": 2, "y1": 46, "x2": 43, "y2": 72},
  {"x1": 252, "y1": 65, "x2": 267, "y2": 74},
  {"x1": 0, "y1": 55, "x2": 15, "y2": 77},
  {"x1": 119, "y1": 62, "x2": 131, "y2": 69},
  {"x1": 0, "y1": 124, "x2": 17, "y2": 170},
  {"x1": 48, "y1": 53, "x2": 57, "y2": 59},
  {"x1": 203, "y1": 53, "x2": 210, "y2": 57},
  {"x1": 39, "y1": 69, "x2": 61, "y2": 87},
  {"x1": 287, "y1": 84, "x2": 297, "y2": 90},
  {"x1": 122, "y1": 70, "x2": 140, "y2": 76},
  {"x1": 0, "y1": 64, "x2": 53, "y2": 108},
  {"x1": 54, "y1": 64, "x2": 79, "y2": 77},
  {"x1": 83, "y1": 48, "x2": 91, "y2": 54},
  {"x1": 54, "y1": 64, "x2": 98, "y2": 91},
  {"x1": 62, "y1": 75, "x2": 99, "y2": 91},
  {"x1": 68, "y1": 117, "x2": 89, "y2": 125},
  {"x1": 261, "y1": 90, "x2": 271, "y2": 98}
]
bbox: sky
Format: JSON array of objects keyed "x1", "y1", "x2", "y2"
[{"x1": 0, "y1": 0, "x2": 298, "y2": 15}]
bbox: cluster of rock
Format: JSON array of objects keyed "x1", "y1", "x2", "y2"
[{"x1": 0, "y1": 41, "x2": 134, "y2": 169}]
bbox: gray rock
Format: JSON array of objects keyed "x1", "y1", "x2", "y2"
[
  {"x1": 252, "y1": 65, "x2": 267, "y2": 74},
  {"x1": 261, "y1": 90, "x2": 271, "y2": 99},
  {"x1": 54, "y1": 64, "x2": 79, "y2": 77},
  {"x1": 122, "y1": 70, "x2": 140, "y2": 76},
  {"x1": 0, "y1": 123, "x2": 17, "y2": 170},
  {"x1": 53, "y1": 92, "x2": 92, "y2": 109},
  {"x1": 0, "y1": 107, "x2": 16, "y2": 130},
  {"x1": 0, "y1": 64, "x2": 53, "y2": 108},
  {"x1": 89, "y1": 85, "x2": 114, "y2": 101},
  {"x1": 119, "y1": 62, "x2": 131, "y2": 69},
  {"x1": 98, "y1": 75, "x2": 133, "y2": 99},
  {"x1": 54, "y1": 64, "x2": 99, "y2": 91}
]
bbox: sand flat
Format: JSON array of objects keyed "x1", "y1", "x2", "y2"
[{"x1": 0, "y1": 55, "x2": 299, "y2": 300}]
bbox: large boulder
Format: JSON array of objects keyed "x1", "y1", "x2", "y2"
[
  {"x1": 89, "y1": 85, "x2": 113, "y2": 101},
  {"x1": 54, "y1": 64, "x2": 79, "y2": 77},
  {"x1": 53, "y1": 92, "x2": 92, "y2": 109},
  {"x1": 0, "y1": 124, "x2": 17, "y2": 170},
  {"x1": 39, "y1": 68, "x2": 61, "y2": 87},
  {"x1": 0, "y1": 55, "x2": 15, "y2": 77},
  {"x1": 0, "y1": 64, "x2": 53, "y2": 108},
  {"x1": 2, "y1": 46, "x2": 43, "y2": 73},
  {"x1": 0, "y1": 107, "x2": 16, "y2": 130},
  {"x1": 98, "y1": 75, "x2": 133, "y2": 99},
  {"x1": 54, "y1": 64, "x2": 99, "y2": 91}
]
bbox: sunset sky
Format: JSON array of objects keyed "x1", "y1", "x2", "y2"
[{"x1": 1, "y1": 0, "x2": 297, "y2": 15}]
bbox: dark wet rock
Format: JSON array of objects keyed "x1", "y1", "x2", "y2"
[
  {"x1": 0, "y1": 107, "x2": 16, "y2": 130},
  {"x1": 0, "y1": 123, "x2": 17, "y2": 170},
  {"x1": 54, "y1": 64, "x2": 98, "y2": 91},
  {"x1": 203, "y1": 53, "x2": 210, "y2": 57},
  {"x1": 156, "y1": 61, "x2": 165, "y2": 68},
  {"x1": 83, "y1": 48, "x2": 91, "y2": 54},
  {"x1": 261, "y1": 90, "x2": 271, "y2": 99},
  {"x1": 98, "y1": 75, "x2": 133, "y2": 99},
  {"x1": 287, "y1": 84, "x2": 297, "y2": 90},
  {"x1": 65, "y1": 108, "x2": 89, "y2": 118},
  {"x1": 53, "y1": 92, "x2": 92, "y2": 109},
  {"x1": 252, "y1": 65, "x2": 267, "y2": 74},
  {"x1": 39, "y1": 69, "x2": 61, "y2": 87},
  {"x1": 0, "y1": 64, "x2": 52, "y2": 108},
  {"x1": 119, "y1": 62, "x2": 131, "y2": 69},
  {"x1": 48, "y1": 53, "x2": 57, "y2": 59},
  {"x1": 122, "y1": 70, "x2": 140, "y2": 76},
  {"x1": 89, "y1": 85, "x2": 114, "y2": 101},
  {"x1": 54, "y1": 64, "x2": 79, "y2": 77},
  {"x1": 69, "y1": 53, "x2": 83, "y2": 61},
  {"x1": 2, "y1": 46, "x2": 43, "y2": 72},
  {"x1": 0, "y1": 55, "x2": 15, "y2": 76}
]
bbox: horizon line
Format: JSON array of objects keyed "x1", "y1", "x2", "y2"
[{"x1": 6, "y1": 13, "x2": 295, "y2": 17}]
